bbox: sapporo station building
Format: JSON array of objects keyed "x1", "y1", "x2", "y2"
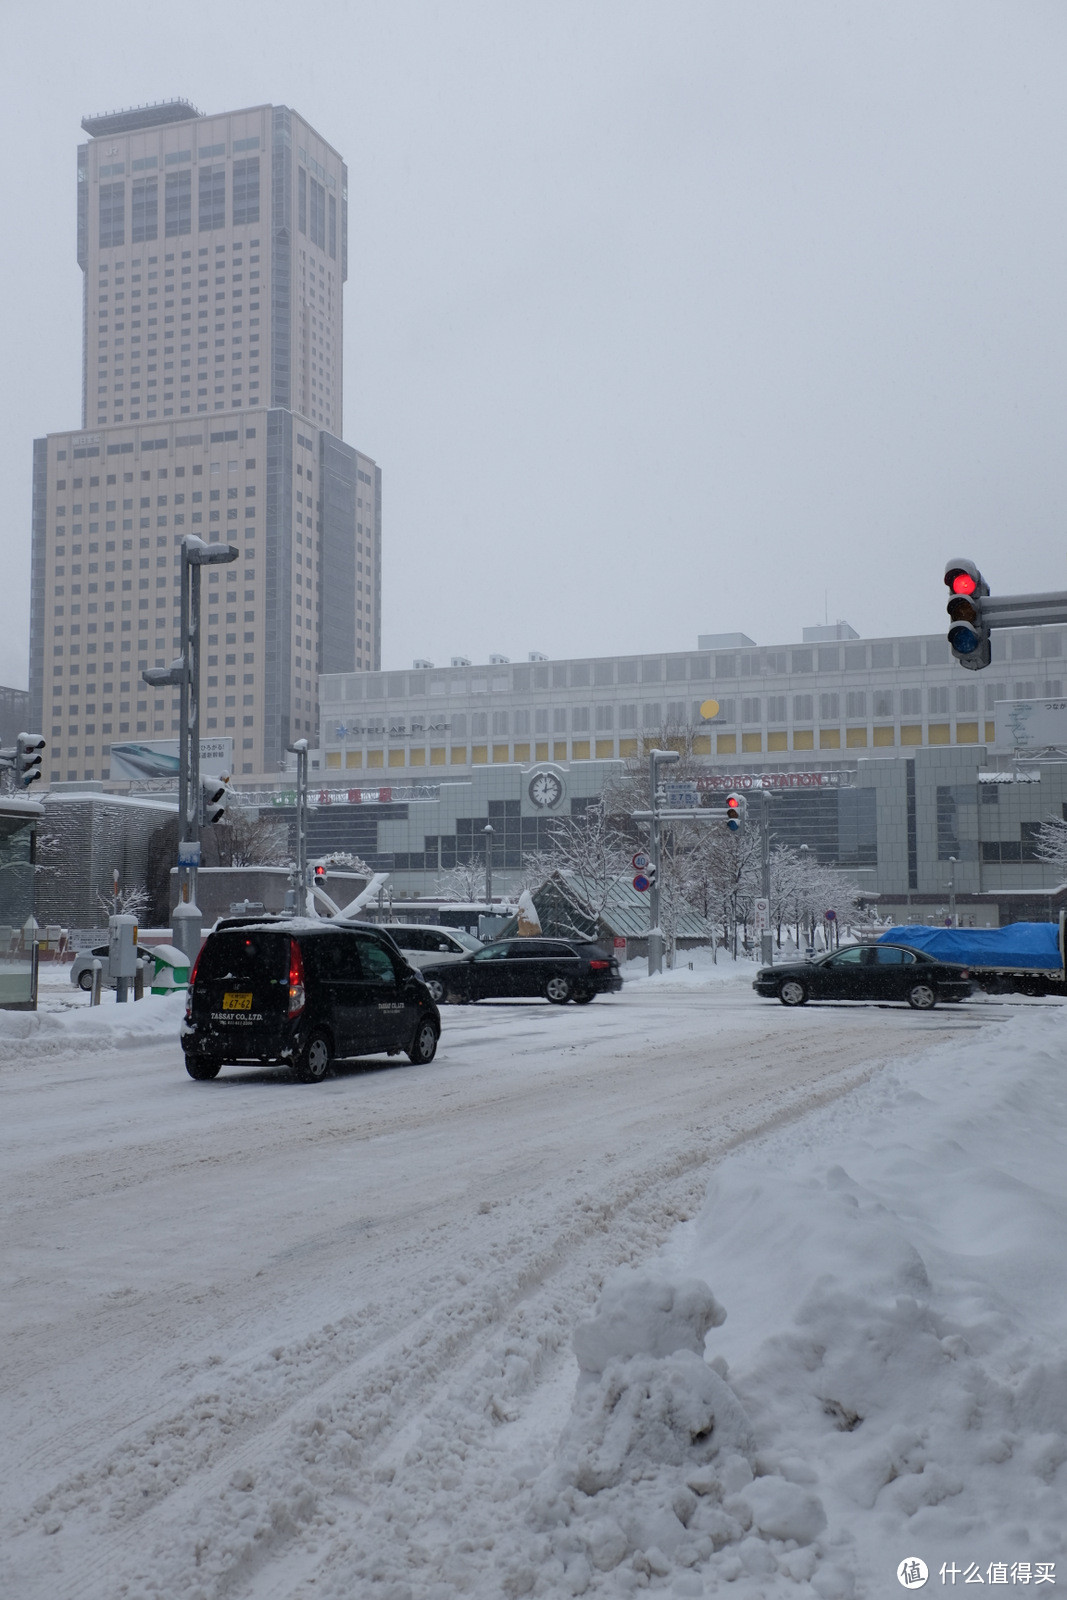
[{"x1": 289, "y1": 621, "x2": 1067, "y2": 922}]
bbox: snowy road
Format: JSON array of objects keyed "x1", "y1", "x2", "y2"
[{"x1": 0, "y1": 975, "x2": 1001, "y2": 1600}]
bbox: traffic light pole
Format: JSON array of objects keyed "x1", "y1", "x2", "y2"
[
  {"x1": 143, "y1": 536, "x2": 238, "y2": 962},
  {"x1": 287, "y1": 738, "x2": 309, "y2": 915},
  {"x1": 760, "y1": 787, "x2": 773, "y2": 968}
]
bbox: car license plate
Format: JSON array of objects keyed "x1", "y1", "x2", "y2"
[{"x1": 222, "y1": 992, "x2": 253, "y2": 1011}]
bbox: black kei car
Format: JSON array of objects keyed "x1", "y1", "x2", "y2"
[
  {"x1": 753, "y1": 942, "x2": 973, "y2": 1010},
  {"x1": 418, "y1": 937, "x2": 623, "y2": 1006},
  {"x1": 181, "y1": 919, "x2": 441, "y2": 1082}
]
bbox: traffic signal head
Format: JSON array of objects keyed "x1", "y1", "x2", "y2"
[
  {"x1": 725, "y1": 793, "x2": 745, "y2": 832},
  {"x1": 944, "y1": 558, "x2": 991, "y2": 670},
  {"x1": 16, "y1": 733, "x2": 45, "y2": 788},
  {"x1": 201, "y1": 772, "x2": 231, "y2": 825},
  {"x1": 313, "y1": 862, "x2": 328, "y2": 887}
]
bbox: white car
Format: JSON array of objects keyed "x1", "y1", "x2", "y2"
[{"x1": 381, "y1": 925, "x2": 483, "y2": 999}]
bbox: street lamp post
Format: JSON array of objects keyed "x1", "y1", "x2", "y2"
[
  {"x1": 647, "y1": 747, "x2": 680, "y2": 976},
  {"x1": 948, "y1": 856, "x2": 957, "y2": 927},
  {"x1": 483, "y1": 823, "x2": 494, "y2": 909},
  {"x1": 143, "y1": 536, "x2": 238, "y2": 962}
]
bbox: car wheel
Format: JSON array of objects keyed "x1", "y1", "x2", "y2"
[
  {"x1": 77, "y1": 969, "x2": 96, "y2": 992},
  {"x1": 423, "y1": 976, "x2": 445, "y2": 1004},
  {"x1": 407, "y1": 1018, "x2": 439, "y2": 1065},
  {"x1": 572, "y1": 988, "x2": 595, "y2": 1005},
  {"x1": 292, "y1": 1029, "x2": 333, "y2": 1082},
  {"x1": 545, "y1": 975, "x2": 571, "y2": 1004},
  {"x1": 778, "y1": 978, "x2": 808, "y2": 1007},
  {"x1": 907, "y1": 983, "x2": 937, "y2": 1010},
  {"x1": 185, "y1": 1053, "x2": 221, "y2": 1081}
]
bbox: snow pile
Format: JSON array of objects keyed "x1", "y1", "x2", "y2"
[
  {"x1": 0, "y1": 987, "x2": 184, "y2": 1067},
  {"x1": 622, "y1": 947, "x2": 758, "y2": 990},
  {"x1": 657, "y1": 1002, "x2": 1067, "y2": 1593},
  {"x1": 525, "y1": 1270, "x2": 831, "y2": 1594}
]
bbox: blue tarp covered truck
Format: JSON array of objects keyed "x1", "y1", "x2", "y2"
[{"x1": 878, "y1": 914, "x2": 1066, "y2": 996}]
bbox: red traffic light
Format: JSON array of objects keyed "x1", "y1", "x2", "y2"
[{"x1": 948, "y1": 570, "x2": 977, "y2": 596}]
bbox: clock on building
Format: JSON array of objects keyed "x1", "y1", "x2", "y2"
[{"x1": 528, "y1": 770, "x2": 565, "y2": 809}]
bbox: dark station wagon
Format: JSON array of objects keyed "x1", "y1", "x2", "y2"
[
  {"x1": 182, "y1": 919, "x2": 441, "y2": 1082},
  {"x1": 418, "y1": 937, "x2": 623, "y2": 1006}
]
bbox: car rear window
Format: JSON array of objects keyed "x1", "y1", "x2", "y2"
[{"x1": 197, "y1": 931, "x2": 288, "y2": 985}]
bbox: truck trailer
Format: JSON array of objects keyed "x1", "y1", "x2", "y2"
[{"x1": 877, "y1": 914, "x2": 1066, "y2": 997}]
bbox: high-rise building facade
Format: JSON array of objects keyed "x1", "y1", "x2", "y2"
[{"x1": 30, "y1": 100, "x2": 381, "y2": 782}]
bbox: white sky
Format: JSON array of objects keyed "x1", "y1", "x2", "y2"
[{"x1": 3, "y1": 0, "x2": 1067, "y2": 687}]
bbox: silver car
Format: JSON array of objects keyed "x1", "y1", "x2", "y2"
[
  {"x1": 69, "y1": 942, "x2": 156, "y2": 992},
  {"x1": 380, "y1": 925, "x2": 483, "y2": 1001}
]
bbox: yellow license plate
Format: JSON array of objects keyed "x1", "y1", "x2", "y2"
[{"x1": 222, "y1": 992, "x2": 253, "y2": 1011}]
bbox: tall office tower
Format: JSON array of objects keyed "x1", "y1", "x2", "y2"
[{"x1": 29, "y1": 100, "x2": 381, "y2": 784}]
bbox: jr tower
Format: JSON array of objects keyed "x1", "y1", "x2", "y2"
[{"x1": 30, "y1": 100, "x2": 381, "y2": 782}]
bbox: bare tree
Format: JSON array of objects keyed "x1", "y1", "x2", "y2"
[
  {"x1": 1032, "y1": 816, "x2": 1067, "y2": 881},
  {"x1": 513, "y1": 803, "x2": 633, "y2": 941},
  {"x1": 434, "y1": 858, "x2": 489, "y2": 902},
  {"x1": 204, "y1": 806, "x2": 290, "y2": 869},
  {"x1": 96, "y1": 882, "x2": 151, "y2": 921}
]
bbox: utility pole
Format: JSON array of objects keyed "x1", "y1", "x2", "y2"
[
  {"x1": 287, "y1": 738, "x2": 309, "y2": 914},
  {"x1": 647, "y1": 747, "x2": 680, "y2": 976},
  {"x1": 143, "y1": 535, "x2": 238, "y2": 962},
  {"x1": 948, "y1": 855, "x2": 957, "y2": 927}
]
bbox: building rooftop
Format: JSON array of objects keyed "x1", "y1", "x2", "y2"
[{"x1": 81, "y1": 100, "x2": 202, "y2": 137}]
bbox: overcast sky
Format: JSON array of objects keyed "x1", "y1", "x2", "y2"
[{"x1": 3, "y1": 0, "x2": 1067, "y2": 688}]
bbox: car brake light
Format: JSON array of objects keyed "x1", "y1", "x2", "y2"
[
  {"x1": 288, "y1": 938, "x2": 306, "y2": 1017},
  {"x1": 589, "y1": 960, "x2": 609, "y2": 970}
]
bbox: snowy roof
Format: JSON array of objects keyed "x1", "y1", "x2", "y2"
[{"x1": 0, "y1": 796, "x2": 44, "y2": 819}]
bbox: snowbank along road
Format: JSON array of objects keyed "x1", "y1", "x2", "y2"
[{"x1": 0, "y1": 972, "x2": 1018, "y2": 1598}]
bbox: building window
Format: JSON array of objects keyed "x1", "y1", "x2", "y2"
[
  {"x1": 309, "y1": 178, "x2": 326, "y2": 249},
  {"x1": 766, "y1": 695, "x2": 787, "y2": 722},
  {"x1": 928, "y1": 686, "x2": 949, "y2": 716},
  {"x1": 232, "y1": 157, "x2": 260, "y2": 226},
  {"x1": 845, "y1": 690, "x2": 866, "y2": 718},
  {"x1": 165, "y1": 171, "x2": 191, "y2": 237},
  {"x1": 793, "y1": 694, "x2": 814, "y2": 721},
  {"x1": 199, "y1": 165, "x2": 226, "y2": 231},
  {"x1": 298, "y1": 166, "x2": 307, "y2": 233},
  {"x1": 742, "y1": 697, "x2": 761, "y2": 723},
  {"x1": 955, "y1": 684, "x2": 978, "y2": 714},
  {"x1": 595, "y1": 704, "x2": 614, "y2": 730},
  {"x1": 99, "y1": 182, "x2": 125, "y2": 248},
  {"x1": 872, "y1": 689, "x2": 894, "y2": 717},
  {"x1": 901, "y1": 687, "x2": 922, "y2": 717},
  {"x1": 131, "y1": 177, "x2": 158, "y2": 243},
  {"x1": 819, "y1": 693, "x2": 839, "y2": 720},
  {"x1": 328, "y1": 192, "x2": 337, "y2": 258}
]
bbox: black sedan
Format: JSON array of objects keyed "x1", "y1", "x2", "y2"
[
  {"x1": 419, "y1": 937, "x2": 623, "y2": 1005},
  {"x1": 753, "y1": 943, "x2": 973, "y2": 1009}
]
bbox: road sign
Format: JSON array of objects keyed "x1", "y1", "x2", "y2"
[
  {"x1": 632, "y1": 852, "x2": 650, "y2": 871},
  {"x1": 825, "y1": 909, "x2": 837, "y2": 921},
  {"x1": 177, "y1": 839, "x2": 201, "y2": 868},
  {"x1": 633, "y1": 874, "x2": 650, "y2": 893},
  {"x1": 754, "y1": 897, "x2": 769, "y2": 932}
]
